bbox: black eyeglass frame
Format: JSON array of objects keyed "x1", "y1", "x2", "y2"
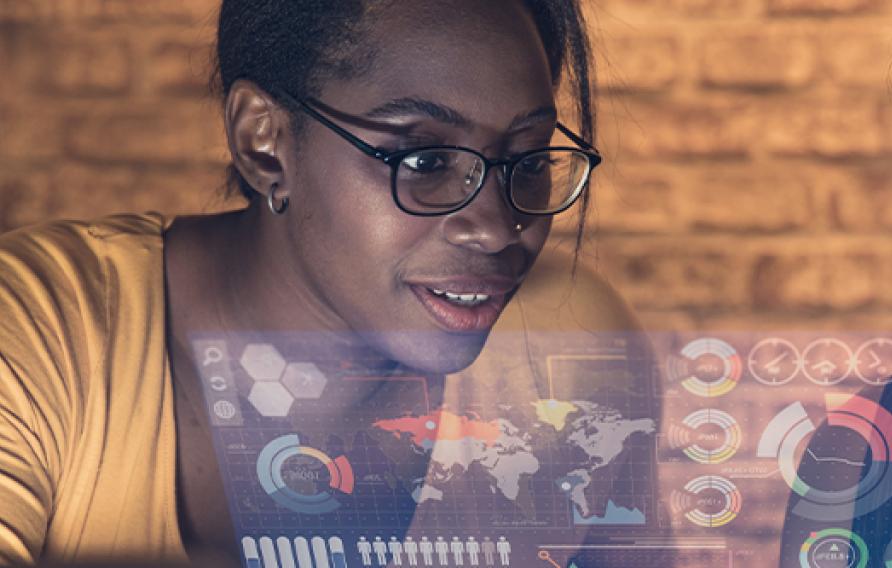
[{"x1": 268, "y1": 87, "x2": 603, "y2": 217}]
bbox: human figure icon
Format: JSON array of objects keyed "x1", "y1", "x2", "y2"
[
  {"x1": 435, "y1": 536, "x2": 449, "y2": 566},
  {"x1": 357, "y1": 536, "x2": 373, "y2": 566},
  {"x1": 481, "y1": 537, "x2": 495, "y2": 566},
  {"x1": 389, "y1": 536, "x2": 404, "y2": 566},
  {"x1": 404, "y1": 536, "x2": 419, "y2": 566},
  {"x1": 451, "y1": 536, "x2": 465, "y2": 565},
  {"x1": 466, "y1": 537, "x2": 480, "y2": 566},
  {"x1": 496, "y1": 537, "x2": 511, "y2": 566},
  {"x1": 373, "y1": 536, "x2": 388, "y2": 566},
  {"x1": 419, "y1": 536, "x2": 434, "y2": 566}
]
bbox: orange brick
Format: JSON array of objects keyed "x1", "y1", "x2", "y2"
[
  {"x1": 90, "y1": 0, "x2": 219, "y2": 23},
  {"x1": 822, "y1": 32, "x2": 892, "y2": 89},
  {"x1": 65, "y1": 104, "x2": 227, "y2": 164},
  {"x1": 128, "y1": 167, "x2": 232, "y2": 215},
  {"x1": 752, "y1": 252, "x2": 881, "y2": 311},
  {"x1": 698, "y1": 310, "x2": 892, "y2": 331},
  {"x1": 595, "y1": 0, "x2": 752, "y2": 19},
  {"x1": 681, "y1": 167, "x2": 814, "y2": 232},
  {"x1": 592, "y1": 166, "x2": 681, "y2": 234},
  {"x1": 817, "y1": 164, "x2": 892, "y2": 231},
  {"x1": 50, "y1": 163, "x2": 136, "y2": 220},
  {"x1": 0, "y1": 0, "x2": 36, "y2": 22},
  {"x1": 46, "y1": 163, "x2": 231, "y2": 221},
  {"x1": 146, "y1": 41, "x2": 214, "y2": 96},
  {"x1": 0, "y1": 170, "x2": 53, "y2": 232},
  {"x1": 43, "y1": 37, "x2": 131, "y2": 95},
  {"x1": 0, "y1": 110, "x2": 63, "y2": 160},
  {"x1": 0, "y1": 0, "x2": 218, "y2": 24},
  {"x1": 598, "y1": 34, "x2": 681, "y2": 92},
  {"x1": 761, "y1": 96, "x2": 889, "y2": 158},
  {"x1": 766, "y1": 0, "x2": 882, "y2": 15},
  {"x1": 599, "y1": 96, "x2": 756, "y2": 159},
  {"x1": 633, "y1": 311, "x2": 698, "y2": 331},
  {"x1": 598, "y1": 236, "x2": 752, "y2": 310},
  {"x1": 0, "y1": 26, "x2": 28, "y2": 104},
  {"x1": 699, "y1": 32, "x2": 816, "y2": 89}
]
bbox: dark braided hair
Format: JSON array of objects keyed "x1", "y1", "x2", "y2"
[{"x1": 212, "y1": 0, "x2": 595, "y2": 267}]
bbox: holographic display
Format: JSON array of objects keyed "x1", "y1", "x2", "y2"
[{"x1": 192, "y1": 331, "x2": 892, "y2": 567}]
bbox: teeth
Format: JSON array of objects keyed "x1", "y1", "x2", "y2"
[{"x1": 429, "y1": 288, "x2": 491, "y2": 305}]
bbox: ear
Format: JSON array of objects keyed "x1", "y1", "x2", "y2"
[{"x1": 224, "y1": 79, "x2": 290, "y2": 200}]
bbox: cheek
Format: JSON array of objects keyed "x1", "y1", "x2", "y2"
[
  {"x1": 524, "y1": 217, "x2": 552, "y2": 254},
  {"x1": 293, "y1": 167, "x2": 431, "y2": 295}
]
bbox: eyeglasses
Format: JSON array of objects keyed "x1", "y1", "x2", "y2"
[{"x1": 269, "y1": 87, "x2": 602, "y2": 217}]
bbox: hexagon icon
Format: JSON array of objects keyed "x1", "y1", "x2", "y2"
[
  {"x1": 248, "y1": 382, "x2": 294, "y2": 417},
  {"x1": 282, "y1": 362, "x2": 329, "y2": 400},
  {"x1": 240, "y1": 343, "x2": 287, "y2": 381}
]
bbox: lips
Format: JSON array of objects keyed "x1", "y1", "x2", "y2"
[{"x1": 406, "y1": 276, "x2": 517, "y2": 332}]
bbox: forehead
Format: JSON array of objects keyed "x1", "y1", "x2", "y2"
[{"x1": 319, "y1": 0, "x2": 555, "y2": 129}]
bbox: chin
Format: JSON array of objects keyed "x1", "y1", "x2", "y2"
[{"x1": 363, "y1": 329, "x2": 492, "y2": 375}]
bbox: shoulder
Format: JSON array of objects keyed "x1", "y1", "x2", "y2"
[
  {"x1": 0, "y1": 212, "x2": 168, "y2": 284},
  {"x1": 0, "y1": 212, "x2": 168, "y2": 344},
  {"x1": 0, "y1": 213, "x2": 177, "y2": 564},
  {"x1": 0, "y1": 212, "x2": 170, "y2": 417}
]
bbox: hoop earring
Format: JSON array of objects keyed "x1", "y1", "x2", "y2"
[{"x1": 267, "y1": 183, "x2": 289, "y2": 215}]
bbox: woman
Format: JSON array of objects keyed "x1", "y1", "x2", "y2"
[{"x1": 0, "y1": 1, "x2": 651, "y2": 566}]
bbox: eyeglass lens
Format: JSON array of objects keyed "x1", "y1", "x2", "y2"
[{"x1": 394, "y1": 149, "x2": 591, "y2": 215}]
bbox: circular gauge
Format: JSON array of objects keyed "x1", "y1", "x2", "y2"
[
  {"x1": 670, "y1": 475, "x2": 741, "y2": 528},
  {"x1": 256, "y1": 433, "x2": 355, "y2": 515},
  {"x1": 757, "y1": 394, "x2": 892, "y2": 521},
  {"x1": 667, "y1": 338, "x2": 742, "y2": 397},
  {"x1": 854, "y1": 338, "x2": 892, "y2": 386},
  {"x1": 748, "y1": 338, "x2": 801, "y2": 386},
  {"x1": 668, "y1": 409, "x2": 741, "y2": 464},
  {"x1": 801, "y1": 338, "x2": 853, "y2": 386},
  {"x1": 799, "y1": 527, "x2": 868, "y2": 568}
]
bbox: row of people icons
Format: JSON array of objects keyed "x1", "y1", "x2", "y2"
[{"x1": 357, "y1": 535, "x2": 511, "y2": 567}]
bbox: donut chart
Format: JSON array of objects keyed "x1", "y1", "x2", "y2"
[
  {"x1": 668, "y1": 338, "x2": 742, "y2": 397},
  {"x1": 670, "y1": 475, "x2": 741, "y2": 528},
  {"x1": 757, "y1": 394, "x2": 892, "y2": 521},
  {"x1": 669, "y1": 409, "x2": 741, "y2": 464},
  {"x1": 256, "y1": 434, "x2": 355, "y2": 514},
  {"x1": 799, "y1": 528, "x2": 868, "y2": 568}
]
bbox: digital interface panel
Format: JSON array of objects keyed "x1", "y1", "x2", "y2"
[{"x1": 191, "y1": 331, "x2": 892, "y2": 568}]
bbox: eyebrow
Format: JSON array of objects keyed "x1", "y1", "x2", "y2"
[
  {"x1": 362, "y1": 97, "x2": 557, "y2": 131},
  {"x1": 363, "y1": 97, "x2": 471, "y2": 127},
  {"x1": 507, "y1": 106, "x2": 558, "y2": 130}
]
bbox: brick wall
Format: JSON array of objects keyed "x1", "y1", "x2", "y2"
[{"x1": 1, "y1": 0, "x2": 891, "y2": 331}]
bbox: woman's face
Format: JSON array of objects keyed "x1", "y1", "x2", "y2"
[{"x1": 276, "y1": 0, "x2": 558, "y2": 373}]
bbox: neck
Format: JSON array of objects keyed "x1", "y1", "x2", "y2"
[
  {"x1": 215, "y1": 202, "x2": 396, "y2": 367},
  {"x1": 167, "y1": 205, "x2": 445, "y2": 408}
]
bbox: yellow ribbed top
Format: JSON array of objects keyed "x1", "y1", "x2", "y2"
[{"x1": 0, "y1": 213, "x2": 187, "y2": 566}]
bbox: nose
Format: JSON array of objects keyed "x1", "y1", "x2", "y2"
[{"x1": 441, "y1": 165, "x2": 521, "y2": 254}]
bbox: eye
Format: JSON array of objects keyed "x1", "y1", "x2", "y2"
[
  {"x1": 402, "y1": 151, "x2": 452, "y2": 174},
  {"x1": 516, "y1": 154, "x2": 555, "y2": 175}
]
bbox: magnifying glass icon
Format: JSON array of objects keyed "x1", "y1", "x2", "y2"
[
  {"x1": 538, "y1": 550, "x2": 561, "y2": 568},
  {"x1": 203, "y1": 346, "x2": 223, "y2": 367}
]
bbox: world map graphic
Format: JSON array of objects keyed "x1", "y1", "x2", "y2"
[{"x1": 372, "y1": 399, "x2": 655, "y2": 522}]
